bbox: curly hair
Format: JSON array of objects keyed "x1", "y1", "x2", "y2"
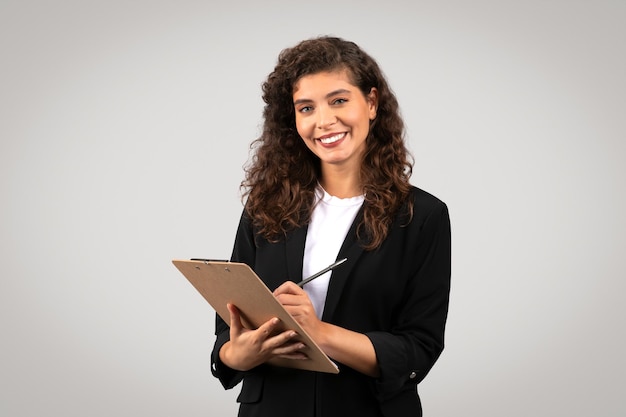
[{"x1": 241, "y1": 36, "x2": 413, "y2": 250}]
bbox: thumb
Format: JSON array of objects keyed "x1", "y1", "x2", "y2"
[{"x1": 226, "y1": 303, "x2": 243, "y2": 333}]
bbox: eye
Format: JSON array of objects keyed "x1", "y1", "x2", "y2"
[
  {"x1": 332, "y1": 98, "x2": 348, "y2": 105},
  {"x1": 298, "y1": 105, "x2": 313, "y2": 113}
]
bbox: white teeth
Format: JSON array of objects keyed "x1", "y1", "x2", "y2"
[{"x1": 319, "y1": 133, "x2": 345, "y2": 144}]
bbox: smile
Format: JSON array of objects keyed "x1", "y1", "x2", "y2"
[{"x1": 318, "y1": 133, "x2": 346, "y2": 144}]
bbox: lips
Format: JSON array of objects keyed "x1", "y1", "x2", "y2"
[{"x1": 317, "y1": 132, "x2": 346, "y2": 144}]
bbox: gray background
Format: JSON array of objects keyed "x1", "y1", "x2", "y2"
[{"x1": 1, "y1": 0, "x2": 624, "y2": 416}]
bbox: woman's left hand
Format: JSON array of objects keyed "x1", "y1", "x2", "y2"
[
  {"x1": 273, "y1": 281, "x2": 380, "y2": 377},
  {"x1": 273, "y1": 281, "x2": 323, "y2": 341}
]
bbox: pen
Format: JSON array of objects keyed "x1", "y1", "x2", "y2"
[{"x1": 297, "y1": 258, "x2": 348, "y2": 287}]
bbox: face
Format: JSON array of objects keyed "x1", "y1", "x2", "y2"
[{"x1": 292, "y1": 70, "x2": 377, "y2": 172}]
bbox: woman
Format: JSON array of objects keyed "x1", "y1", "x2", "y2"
[{"x1": 211, "y1": 36, "x2": 451, "y2": 417}]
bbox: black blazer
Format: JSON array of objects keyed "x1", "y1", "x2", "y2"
[{"x1": 211, "y1": 186, "x2": 451, "y2": 417}]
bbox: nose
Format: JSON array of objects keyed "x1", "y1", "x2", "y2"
[{"x1": 316, "y1": 105, "x2": 336, "y2": 129}]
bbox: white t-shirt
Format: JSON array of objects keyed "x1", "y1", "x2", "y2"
[{"x1": 302, "y1": 185, "x2": 364, "y2": 319}]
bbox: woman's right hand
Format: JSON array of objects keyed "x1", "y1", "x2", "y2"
[{"x1": 218, "y1": 303, "x2": 307, "y2": 371}]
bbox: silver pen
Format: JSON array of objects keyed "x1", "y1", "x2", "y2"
[{"x1": 297, "y1": 258, "x2": 348, "y2": 287}]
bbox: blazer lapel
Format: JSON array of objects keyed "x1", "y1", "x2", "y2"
[
  {"x1": 283, "y1": 207, "x2": 366, "y2": 320},
  {"x1": 322, "y1": 208, "x2": 365, "y2": 321},
  {"x1": 285, "y1": 225, "x2": 307, "y2": 282}
]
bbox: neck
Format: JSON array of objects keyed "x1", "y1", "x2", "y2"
[{"x1": 319, "y1": 165, "x2": 362, "y2": 198}]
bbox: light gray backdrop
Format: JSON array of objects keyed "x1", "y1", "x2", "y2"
[{"x1": 1, "y1": 0, "x2": 624, "y2": 416}]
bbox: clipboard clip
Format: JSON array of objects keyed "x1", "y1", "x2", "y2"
[{"x1": 190, "y1": 258, "x2": 229, "y2": 264}]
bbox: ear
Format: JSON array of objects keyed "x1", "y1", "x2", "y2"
[{"x1": 367, "y1": 87, "x2": 378, "y2": 120}]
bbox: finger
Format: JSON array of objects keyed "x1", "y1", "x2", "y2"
[
  {"x1": 272, "y1": 329, "x2": 298, "y2": 346},
  {"x1": 273, "y1": 280, "x2": 304, "y2": 296},
  {"x1": 256, "y1": 316, "x2": 281, "y2": 338},
  {"x1": 275, "y1": 292, "x2": 304, "y2": 307},
  {"x1": 226, "y1": 303, "x2": 243, "y2": 333},
  {"x1": 272, "y1": 339, "x2": 308, "y2": 359},
  {"x1": 278, "y1": 352, "x2": 309, "y2": 360}
]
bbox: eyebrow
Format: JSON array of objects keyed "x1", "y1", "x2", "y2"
[{"x1": 293, "y1": 88, "x2": 352, "y2": 106}]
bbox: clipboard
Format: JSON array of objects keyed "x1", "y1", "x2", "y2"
[{"x1": 172, "y1": 259, "x2": 339, "y2": 374}]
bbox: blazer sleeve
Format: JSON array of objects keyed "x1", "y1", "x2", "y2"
[
  {"x1": 367, "y1": 198, "x2": 451, "y2": 399},
  {"x1": 210, "y1": 209, "x2": 256, "y2": 389}
]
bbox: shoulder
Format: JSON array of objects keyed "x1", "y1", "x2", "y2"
[
  {"x1": 391, "y1": 186, "x2": 450, "y2": 243},
  {"x1": 407, "y1": 185, "x2": 448, "y2": 219},
  {"x1": 409, "y1": 185, "x2": 446, "y2": 207}
]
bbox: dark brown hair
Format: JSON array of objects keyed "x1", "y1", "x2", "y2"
[{"x1": 241, "y1": 36, "x2": 413, "y2": 250}]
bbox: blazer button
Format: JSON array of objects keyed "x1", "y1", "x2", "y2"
[{"x1": 409, "y1": 371, "x2": 417, "y2": 379}]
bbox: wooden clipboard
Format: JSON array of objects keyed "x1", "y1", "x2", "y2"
[{"x1": 172, "y1": 259, "x2": 339, "y2": 374}]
